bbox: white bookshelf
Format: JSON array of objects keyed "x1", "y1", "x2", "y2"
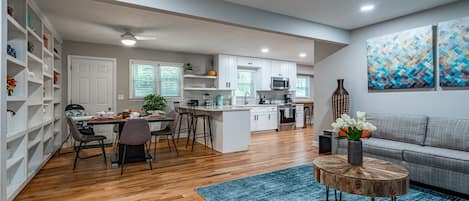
[{"x1": 2, "y1": 1, "x2": 64, "y2": 200}]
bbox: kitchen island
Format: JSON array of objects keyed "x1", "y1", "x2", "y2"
[{"x1": 179, "y1": 106, "x2": 251, "y2": 153}]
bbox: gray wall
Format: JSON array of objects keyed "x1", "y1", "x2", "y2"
[
  {"x1": 313, "y1": 1, "x2": 469, "y2": 144},
  {"x1": 62, "y1": 41, "x2": 213, "y2": 111}
]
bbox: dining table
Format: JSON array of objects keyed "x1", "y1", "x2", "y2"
[{"x1": 80, "y1": 116, "x2": 174, "y2": 167}]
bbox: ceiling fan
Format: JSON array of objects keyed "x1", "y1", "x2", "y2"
[{"x1": 120, "y1": 31, "x2": 157, "y2": 46}]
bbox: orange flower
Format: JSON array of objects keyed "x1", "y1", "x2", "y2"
[
  {"x1": 361, "y1": 129, "x2": 372, "y2": 138},
  {"x1": 338, "y1": 128, "x2": 348, "y2": 137}
]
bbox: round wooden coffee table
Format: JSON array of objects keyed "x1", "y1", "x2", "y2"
[{"x1": 313, "y1": 155, "x2": 409, "y2": 201}]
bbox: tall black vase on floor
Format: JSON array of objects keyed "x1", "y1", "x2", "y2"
[{"x1": 332, "y1": 79, "x2": 350, "y2": 121}]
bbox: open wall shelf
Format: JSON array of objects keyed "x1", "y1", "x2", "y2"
[
  {"x1": 2, "y1": 1, "x2": 63, "y2": 200},
  {"x1": 27, "y1": 142, "x2": 43, "y2": 174},
  {"x1": 7, "y1": 101, "x2": 27, "y2": 138}
]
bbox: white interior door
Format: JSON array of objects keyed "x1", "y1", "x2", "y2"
[{"x1": 70, "y1": 56, "x2": 116, "y2": 143}]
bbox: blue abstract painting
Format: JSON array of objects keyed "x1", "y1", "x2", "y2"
[
  {"x1": 367, "y1": 26, "x2": 435, "y2": 90},
  {"x1": 438, "y1": 16, "x2": 469, "y2": 87}
]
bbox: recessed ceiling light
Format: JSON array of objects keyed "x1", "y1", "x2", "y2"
[
  {"x1": 261, "y1": 48, "x2": 270, "y2": 53},
  {"x1": 360, "y1": 4, "x2": 375, "y2": 12},
  {"x1": 299, "y1": 52, "x2": 307, "y2": 58}
]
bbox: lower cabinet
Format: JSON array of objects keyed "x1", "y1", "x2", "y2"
[
  {"x1": 296, "y1": 104, "x2": 305, "y2": 128},
  {"x1": 251, "y1": 107, "x2": 277, "y2": 132}
]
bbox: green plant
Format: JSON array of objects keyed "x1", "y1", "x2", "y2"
[
  {"x1": 183, "y1": 63, "x2": 192, "y2": 71},
  {"x1": 142, "y1": 94, "x2": 166, "y2": 115}
]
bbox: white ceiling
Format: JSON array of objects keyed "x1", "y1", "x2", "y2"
[
  {"x1": 36, "y1": 0, "x2": 316, "y2": 65},
  {"x1": 224, "y1": 0, "x2": 458, "y2": 30}
]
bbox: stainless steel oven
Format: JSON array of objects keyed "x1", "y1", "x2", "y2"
[
  {"x1": 277, "y1": 104, "x2": 296, "y2": 131},
  {"x1": 271, "y1": 77, "x2": 290, "y2": 90}
]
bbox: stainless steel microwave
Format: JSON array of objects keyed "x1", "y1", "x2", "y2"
[{"x1": 271, "y1": 77, "x2": 290, "y2": 90}]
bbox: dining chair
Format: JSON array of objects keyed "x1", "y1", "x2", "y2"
[
  {"x1": 66, "y1": 118, "x2": 107, "y2": 171},
  {"x1": 119, "y1": 119, "x2": 153, "y2": 175},
  {"x1": 151, "y1": 111, "x2": 179, "y2": 159}
]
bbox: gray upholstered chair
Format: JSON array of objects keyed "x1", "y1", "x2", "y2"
[
  {"x1": 119, "y1": 119, "x2": 153, "y2": 175},
  {"x1": 66, "y1": 118, "x2": 107, "y2": 171},
  {"x1": 151, "y1": 111, "x2": 179, "y2": 159}
]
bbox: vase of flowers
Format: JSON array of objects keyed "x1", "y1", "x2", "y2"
[
  {"x1": 7, "y1": 75, "x2": 16, "y2": 96},
  {"x1": 331, "y1": 111, "x2": 377, "y2": 166}
]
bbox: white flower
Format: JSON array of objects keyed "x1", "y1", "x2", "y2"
[
  {"x1": 363, "y1": 122, "x2": 377, "y2": 132},
  {"x1": 356, "y1": 111, "x2": 366, "y2": 122}
]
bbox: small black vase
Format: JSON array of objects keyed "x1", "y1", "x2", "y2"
[{"x1": 348, "y1": 140, "x2": 363, "y2": 166}]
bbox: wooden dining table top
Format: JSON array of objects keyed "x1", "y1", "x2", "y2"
[{"x1": 80, "y1": 116, "x2": 174, "y2": 125}]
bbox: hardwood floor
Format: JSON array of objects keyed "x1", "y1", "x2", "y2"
[{"x1": 16, "y1": 127, "x2": 317, "y2": 201}]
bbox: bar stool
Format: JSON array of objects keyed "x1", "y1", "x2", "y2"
[
  {"x1": 185, "y1": 104, "x2": 214, "y2": 152},
  {"x1": 174, "y1": 101, "x2": 190, "y2": 143}
]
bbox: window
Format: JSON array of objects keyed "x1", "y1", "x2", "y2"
[
  {"x1": 129, "y1": 60, "x2": 183, "y2": 98},
  {"x1": 236, "y1": 69, "x2": 256, "y2": 97},
  {"x1": 296, "y1": 75, "x2": 310, "y2": 98}
]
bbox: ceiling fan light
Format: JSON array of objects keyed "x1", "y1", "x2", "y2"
[{"x1": 121, "y1": 39, "x2": 136, "y2": 46}]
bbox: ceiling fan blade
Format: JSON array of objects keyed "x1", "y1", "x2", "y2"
[{"x1": 135, "y1": 36, "x2": 157, "y2": 40}]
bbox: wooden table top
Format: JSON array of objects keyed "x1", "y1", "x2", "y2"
[{"x1": 313, "y1": 155, "x2": 409, "y2": 197}]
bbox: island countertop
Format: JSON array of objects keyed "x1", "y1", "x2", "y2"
[{"x1": 178, "y1": 105, "x2": 251, "y2": 112}]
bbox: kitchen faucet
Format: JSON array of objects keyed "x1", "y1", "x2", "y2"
[{"x1": 244, "y1": 92, "x2": 249, "y2": 105}]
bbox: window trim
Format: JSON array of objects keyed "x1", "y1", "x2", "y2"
[
  {"x1": 129, "y1": 59, "x2": 184, "y2": 99},
  {"x1": 295, "y1": 75, "x2": 311, "y2": 99}
]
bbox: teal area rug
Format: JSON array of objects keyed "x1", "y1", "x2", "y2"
[{"x1": 196, "y1": 164, "x2": 467, "y2": 201}]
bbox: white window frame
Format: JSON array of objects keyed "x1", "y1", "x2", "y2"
[
  {"x1": 295, "y1": 75, "x2": 311, "y2": 99},
  {"x1": 236, "y1": 68, "x2": 257, "y2": 98},
  {"x1": 129, "y1": 59, "x2": 184, "y2": 99}
]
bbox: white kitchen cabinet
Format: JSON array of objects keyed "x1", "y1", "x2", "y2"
[
  {"x1": 296, "y1": 104, "x2": 304, "y2": 128},
  {"x1": 237, "y1": 57, "x2": 263, "y2": 68},
  {"x1": 215, "y1": 54, "x2": 237, "y2": 90},
  {"x1": 250, "y1": 107, "x2": 277, "y2": 132},
  {"x1": 259, "y1": 60, "x2": 271, "y2": 90},
  {"x1": 288, "y1": 62, "x2": 297, "y2": 91},
  {"x1": 270, "y1": 61, "x2": 284, "y2": 77}
]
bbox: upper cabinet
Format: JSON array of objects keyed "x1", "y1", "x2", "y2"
[
  {"x1": 214, "y1": 54, "x2": 237, "y2": 90},
  {"x1": 215, "y1": 54, "x2": 297, "y2": 91},
  {"x1": 237, "y1": 57, "x2": 263, "y2": 68}
]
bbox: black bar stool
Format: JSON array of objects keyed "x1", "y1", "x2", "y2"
[
  {"x1": 174, "y1": 101, "x2": 191, "y2": 143},
  {"x1": 185, "y1": 104, "x2": 214, "y2": 152}
]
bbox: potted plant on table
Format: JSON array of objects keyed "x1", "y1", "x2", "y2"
[
  {"x1": 331, "y1": 111, "x2": 377, "y2": 166},
  {"x1": 142, "y1": 94, "x2": 167, "y2": 116}
]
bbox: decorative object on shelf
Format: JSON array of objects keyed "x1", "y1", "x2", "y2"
[
  {"x1": 7, "y1": 44, "x2": 17, "y2": 58},
  {"x1": 207, "y1": 70, "x2": 217, "y2": 76},
  {"x1": 7, "y1": 5, "x2": 14, "y2": 17},
  {"x1": 28, "y1": 71, "x2": 36, "y2": 80},
  {"x1": 7, "y1": 75, "x2": 17, "y2": 96},
  {"x1": 28, "y1": 41, "x2": 34, "y2": 53},
  {"x1": 332, "y1": 79, "x2": 349, "y2": 121},
  {"x1": 438, "y1": 16, "x2": 469, "y2": 87},
  {"x1": 184, "y1": 63, "x2": 193, "y2": 74},
  {"x1": 142, "y1": 94, "x2": 167, "y2": 115},
  {"x1": 331, "y1": 112, "x2": 377, "y2": 166},
  {"x1": 43, "y1": 34, "x2": 49, "y2": 49},
  {"x1": 54, "y1": 71, "x2": 59, "y2": 84},
  {"x1": 7, "y1": 109, "x2": 16, "y2": 122},
  {"x1": 367, "y1": 25, "x2": 434, "y2": 89}
]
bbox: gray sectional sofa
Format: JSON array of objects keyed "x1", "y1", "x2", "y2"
[{"x1": 332, "y1": 113, "x2": 469, "y2": 195}]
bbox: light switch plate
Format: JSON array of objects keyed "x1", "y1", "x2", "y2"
[{"x1": 118, "y1": 94, "x2": 125, "y2": 100}]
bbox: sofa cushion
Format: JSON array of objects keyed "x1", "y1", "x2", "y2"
[
  {"x1": 362, "y1": 138, "x2": 424, "y2": 161},
  {"x1": 403, "y1": 146, "x2": 469, "y2": 174},
  {"x1": 337, "y1": 138, "x2": 422, "y2": 161},
  {"x1": 366, "y1": 113, "x2": 428, "y2": 145},
  {"x1": 424, "y1": 117, "x2": 469, "y2": 152}
]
